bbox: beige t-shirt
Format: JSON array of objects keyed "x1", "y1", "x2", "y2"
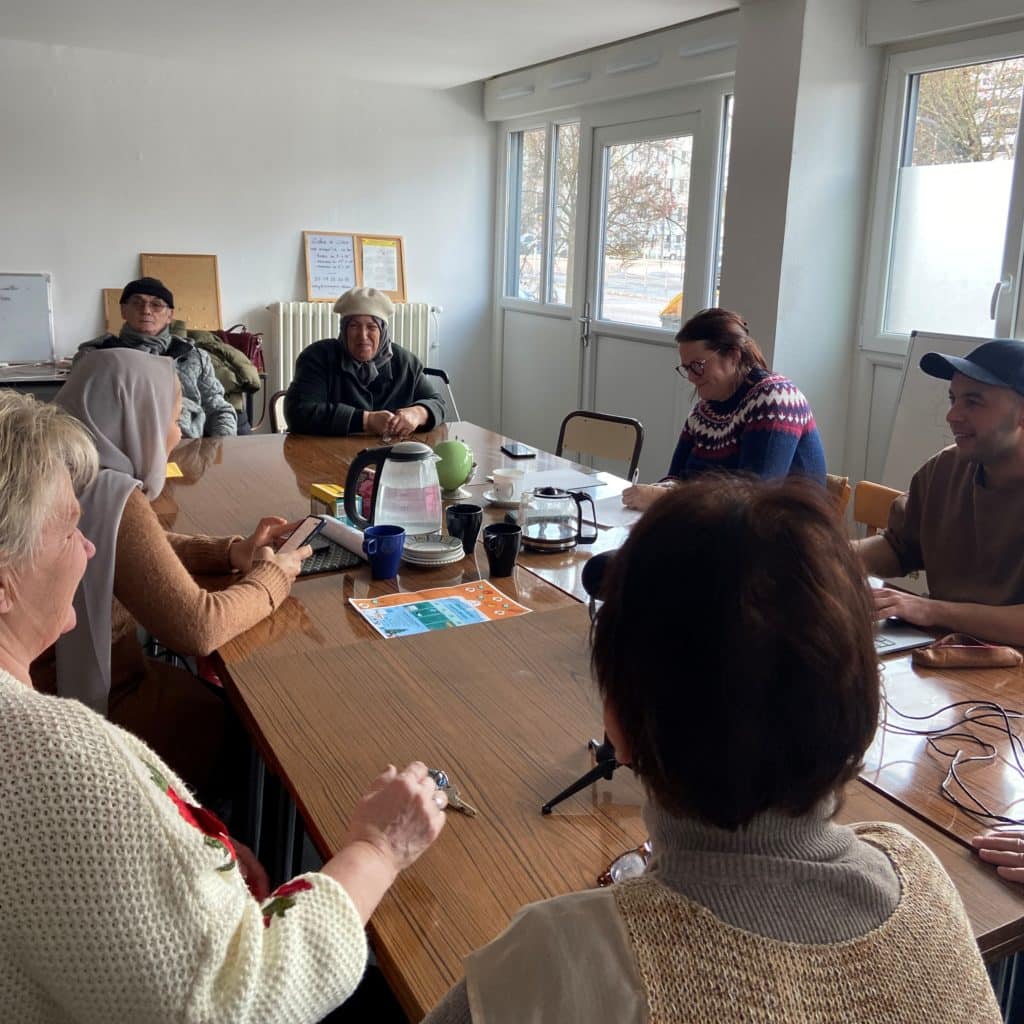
[{"x1": 883, "y1": 444, "x2": 1024, "y2": 606}]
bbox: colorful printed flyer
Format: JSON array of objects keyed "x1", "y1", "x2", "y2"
[{"x1": 349, "y1": 580, "x2": 530, "y2": 639}]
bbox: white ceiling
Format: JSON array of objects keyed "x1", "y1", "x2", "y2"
[{"x1": 0, "y1": 0, "x2": 738, "y2": 88}]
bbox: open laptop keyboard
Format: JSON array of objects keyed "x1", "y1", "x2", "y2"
[{"x1": 299, "y1": 536, "x2": 362, "y2": 576}]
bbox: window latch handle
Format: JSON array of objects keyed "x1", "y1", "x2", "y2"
[{"x1": 990, "y1": 276, "x2": 1012, "y2": 321}]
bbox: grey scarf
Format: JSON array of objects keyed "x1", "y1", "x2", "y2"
[
  {"x1": 118, "y1": 323, "x2": 174, "y2": 355},
  {"x1": 339, "y1": 316, "x2": 394, "y2": 386},
  {"x1": 54, "y1": 348, "x2": 177, "y2": 712}
]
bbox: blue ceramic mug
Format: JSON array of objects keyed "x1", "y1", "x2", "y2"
[{"x1": 362, "y1": 524, "x2": 406, "y2": 580}]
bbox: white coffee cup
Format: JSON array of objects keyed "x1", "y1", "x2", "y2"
[{"x1": 493, "y1": 468, "x2": 527, "y2": 502}]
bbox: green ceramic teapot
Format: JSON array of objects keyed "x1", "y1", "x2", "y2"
[{"x1": 434, "y1": 440, "x2": 475, "y2": 498}]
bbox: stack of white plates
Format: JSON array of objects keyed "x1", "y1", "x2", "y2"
[{"x1": 402, "y1": 533, "x2": 466, "y2": 567}]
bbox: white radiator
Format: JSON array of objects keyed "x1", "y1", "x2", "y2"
[{"x1": 265, "y1": 301, "x2": 440, "y2": 395}]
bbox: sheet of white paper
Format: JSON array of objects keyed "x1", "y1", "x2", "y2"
[
  {"x1": 361, "y1": 239, "x2": 399, "y2": 291},
  {"x1": 591, "y1": 494, "x2": 642, "y2": 529},
  {"x1": 307, "y1": 234, "x2": 356, "y2": 299},
  {"x1": 523, "y1": 468, "x2": 602, "y2": 491}
]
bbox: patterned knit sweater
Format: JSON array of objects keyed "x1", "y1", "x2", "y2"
[
  {"x1": 667, "y1": 368, "x2": 826, "y2": 483},
  {"x1": 0, "y1": 669, "x2": 367, "y2": 1023},
  {"x1": 424, "y1": 801, "x2": 1000, "y2": 1024}
]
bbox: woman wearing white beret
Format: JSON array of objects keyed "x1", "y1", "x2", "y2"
[{"x1": 284, "y1": 287, "x2": 446, "y2": 437}]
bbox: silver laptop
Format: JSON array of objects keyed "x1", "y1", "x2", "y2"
[
  {"x1": 868, "y1": 576, "x2": 934, "y2": 655},
  {"x1": 0, "y1": 363, "x2": 67, "y2": 384},
  {"x1": 873, "y1": 618, "x2": 935, "y2": 656}
]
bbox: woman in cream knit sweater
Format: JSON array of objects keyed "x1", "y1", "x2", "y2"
[
  {"x1": 425, "y1": 478, "x2": 1001, "y2": 1024},
  {"x1": 0, "y1": 390, "x2": 447, "y2": 1022}
]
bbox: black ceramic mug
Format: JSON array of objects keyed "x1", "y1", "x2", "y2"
[
  {"x1": 446, "y1": 502, "x2": 484, "y2": 556},
  {"x1": 483, "y1": 522, "x2": 522, "y2": 577}
]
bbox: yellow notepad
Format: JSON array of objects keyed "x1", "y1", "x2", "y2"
[{"x1": 166, "y1": 462, "x2": 183, "y2": 479}]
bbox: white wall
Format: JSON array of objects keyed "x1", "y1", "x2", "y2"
[
  {"x1": 720, "y1": 0, "x2": 881, "y2": 470},
  {"x1": 0, "y1": 38, "x2": 496, "y2": 425}
]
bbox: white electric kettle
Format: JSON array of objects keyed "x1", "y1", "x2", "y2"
[{"x1": 344, "y1": 441, "x2": 443, "y2": 536}]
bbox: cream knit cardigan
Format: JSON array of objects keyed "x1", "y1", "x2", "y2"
[{"x1": 0, "y1": 669, "x2": 367, "y2": 1023}]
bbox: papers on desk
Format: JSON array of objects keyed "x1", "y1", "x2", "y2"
[
  {"x1": 591, "y1": 494, "x2": 642, "y2": 529},
  {"x1": 523, "y1": 468, "x2": 602, "y2": 491},
  {"x1": 350, "y1": 581, "x2": 530, "y2": 639}
]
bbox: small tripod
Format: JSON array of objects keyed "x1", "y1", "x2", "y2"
[{"x1": 541, "y1": 735, "x2": 621, "y2": 815}]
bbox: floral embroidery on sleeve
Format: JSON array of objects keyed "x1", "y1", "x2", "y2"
[
  {"x1": 145, "y1": 762, "x2": 237, "y2": 873},
  {"x1": 261, "y1": 879, "x2": 314, "y2": 928}
]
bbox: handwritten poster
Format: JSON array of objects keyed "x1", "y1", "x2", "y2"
[
  {"x1": 361, "y1": 238, "x2": 399, "y2": 292},
  {"x1": 305, "y1": 232, "x2": 357, "y2": 301}
]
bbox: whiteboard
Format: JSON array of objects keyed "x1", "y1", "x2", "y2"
[
  {"x1": 0, "y1": 273, "x2": 55, "y2": 363},
  {"x1": 881, "y1": 330, "x2": 980, "y2": 491}
]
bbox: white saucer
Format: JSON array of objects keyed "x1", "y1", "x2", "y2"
[
  {"x1": 483, "y1": 489, "x2": 521, "y2": 509},
  {"x1": 402, "y1": 547, "x2": 466, "y2": 567},
  {"x1": 404, "y1": 534, "x2": 465, "y2": 559}
]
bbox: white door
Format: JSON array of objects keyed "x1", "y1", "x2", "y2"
[{"x1": 498, "y1": 85, "x2": 731, "y2": 474}]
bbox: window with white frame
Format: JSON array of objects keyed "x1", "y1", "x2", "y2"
[
  {"x1": 863, "y1": 34, "x2": 1024, "y2": 351},
  {"x1": 505, "y1": 122, "x2": 581, "y2": 305}
]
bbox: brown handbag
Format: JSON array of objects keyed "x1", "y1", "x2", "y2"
[{"x1": 911, "y1": 632, "x2": 1023, "y2": 669}]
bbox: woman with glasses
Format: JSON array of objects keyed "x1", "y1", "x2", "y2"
[
  {"x1": 622, "y1": 307, "x2": 825, "y2": 511},
  {"x1": 424, "y1": 478, "x2": 999, "y2": 1024}
]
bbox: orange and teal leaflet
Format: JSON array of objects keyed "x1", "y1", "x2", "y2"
[{"x1": 349, "y1": 580, "x2": 530, "y2": 639}]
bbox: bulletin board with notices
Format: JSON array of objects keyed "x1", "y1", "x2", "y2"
[{"x1": 303, "y1": 231, "x2": 407, "y2": 303}]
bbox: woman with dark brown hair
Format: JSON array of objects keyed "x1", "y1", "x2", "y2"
[
  {"x1": 623, "y1": 307, "x2": 825, "y2": 511},
  {"x1": 424, "y1": 477, "x2": 999, "y2": 1024}
]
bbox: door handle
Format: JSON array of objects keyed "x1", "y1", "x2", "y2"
[
  {"x1": 578, "y1": 301, "x2": 592, "y2": 349},
  {"x1": 991, "y1": 276, "x2": 1012, "y2": 320}
]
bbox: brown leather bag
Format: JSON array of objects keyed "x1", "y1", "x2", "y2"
[{"x1": 912, "y1": 633, "x2": 1023, "y2": 669}]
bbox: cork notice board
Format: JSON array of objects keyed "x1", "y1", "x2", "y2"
[
  {"x1": 304, "y1": 231, "x2": 407, "y2": 303},
  {"x1": 139, "y1": 253, "x2": 222, "y2": 330}
]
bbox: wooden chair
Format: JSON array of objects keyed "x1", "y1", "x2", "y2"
[
  {"x1": 555, "y1": 411, "x2": 645, "y2": 480},
  {"x1": 853, "y1": 480, "x2": 902, "y2": 536},
  {"x1": 269, "y1": 390, "x2": 288, "y2": 434},
  {"x1": 825, "y1": 474, "x2": 852, "y2": 519}
]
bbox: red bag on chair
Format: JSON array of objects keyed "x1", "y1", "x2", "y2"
[{"x1": 215, "y1": 323, "x2": 265, "y2": 372}]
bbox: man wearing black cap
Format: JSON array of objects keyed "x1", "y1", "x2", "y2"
[
  {"x1": 856, "y1": 339, "x2": 1024, "y2": 644},
  {"x1": 75, "y1": 277, "x2": 237, "y2": 438}
]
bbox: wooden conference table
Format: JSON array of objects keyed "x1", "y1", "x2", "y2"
[{"x1": 162, "y1": 423, "x2": 1024, "y2": 1020}]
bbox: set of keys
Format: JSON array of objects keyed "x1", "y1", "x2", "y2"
[{"x1": 428, "y1": 768, "x2": 478, "y2": 817}]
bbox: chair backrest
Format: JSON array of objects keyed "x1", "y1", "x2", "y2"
[
  {"x1": 269, "y1": 390, "x2": 288, "y2": 434},
  {"x1": 424, "y1": 367, "x2": 460, "y2": 423},
  {"x1": 556, "y1": 411, "x2": 644, "y2": 480},
  {"x1": 825, "y1": 473, "x2": 852, "y2": 520},
  {"x1": 853, "y1": 480, "x2": 902, "y2": 536}
]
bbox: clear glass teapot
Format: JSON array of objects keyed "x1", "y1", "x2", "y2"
[
  {"x1": 344, "y1": 441, "x2": 442, "y2": 536},
  {"x1": 519, "y1": 486, "x2": 598, "y2": 553}
]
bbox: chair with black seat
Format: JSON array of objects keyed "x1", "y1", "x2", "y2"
[{"x1": 555, "y1": 410, "x2": 644, "y2": 480}]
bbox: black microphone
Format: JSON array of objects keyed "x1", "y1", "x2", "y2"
[{"x1": 581, "y1": 551, "x2": 614, "y2": 600}]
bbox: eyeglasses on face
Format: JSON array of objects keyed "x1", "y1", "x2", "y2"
[
  {"x1": 597, "y1": 839, "x2": 653, "y2": 886},
  {"x1": 124, "y1": 297, "x2": 169, "y2": 313},
  {"x1": 676, "y1": 359, "x2": 706, "y2": 379}
]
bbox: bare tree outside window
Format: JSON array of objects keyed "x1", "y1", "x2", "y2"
[
  {"x1": 550, "y1": 123, "x2": 579, "y2": 305},
  {"x1": 509, "y1": 127, "x2": 547, "y2": 301},
  {"x1": 599, "y1": 135, "x2": 693, "y2": 328},
  {"x1": 911, "y1": 58, "x2": 1024, "y2": 165}
]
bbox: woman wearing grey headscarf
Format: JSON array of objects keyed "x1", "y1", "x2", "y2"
[
  {"x1": 34, "y1": 348, "x2": 310, "y2": 794},
  {"x1": 283, "y1": 286, "x2": 446, "y2": 436}
]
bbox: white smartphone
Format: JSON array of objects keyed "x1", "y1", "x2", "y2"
[{"x1": 278, "y1": 515, "x2": 326, "y2": 554}]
